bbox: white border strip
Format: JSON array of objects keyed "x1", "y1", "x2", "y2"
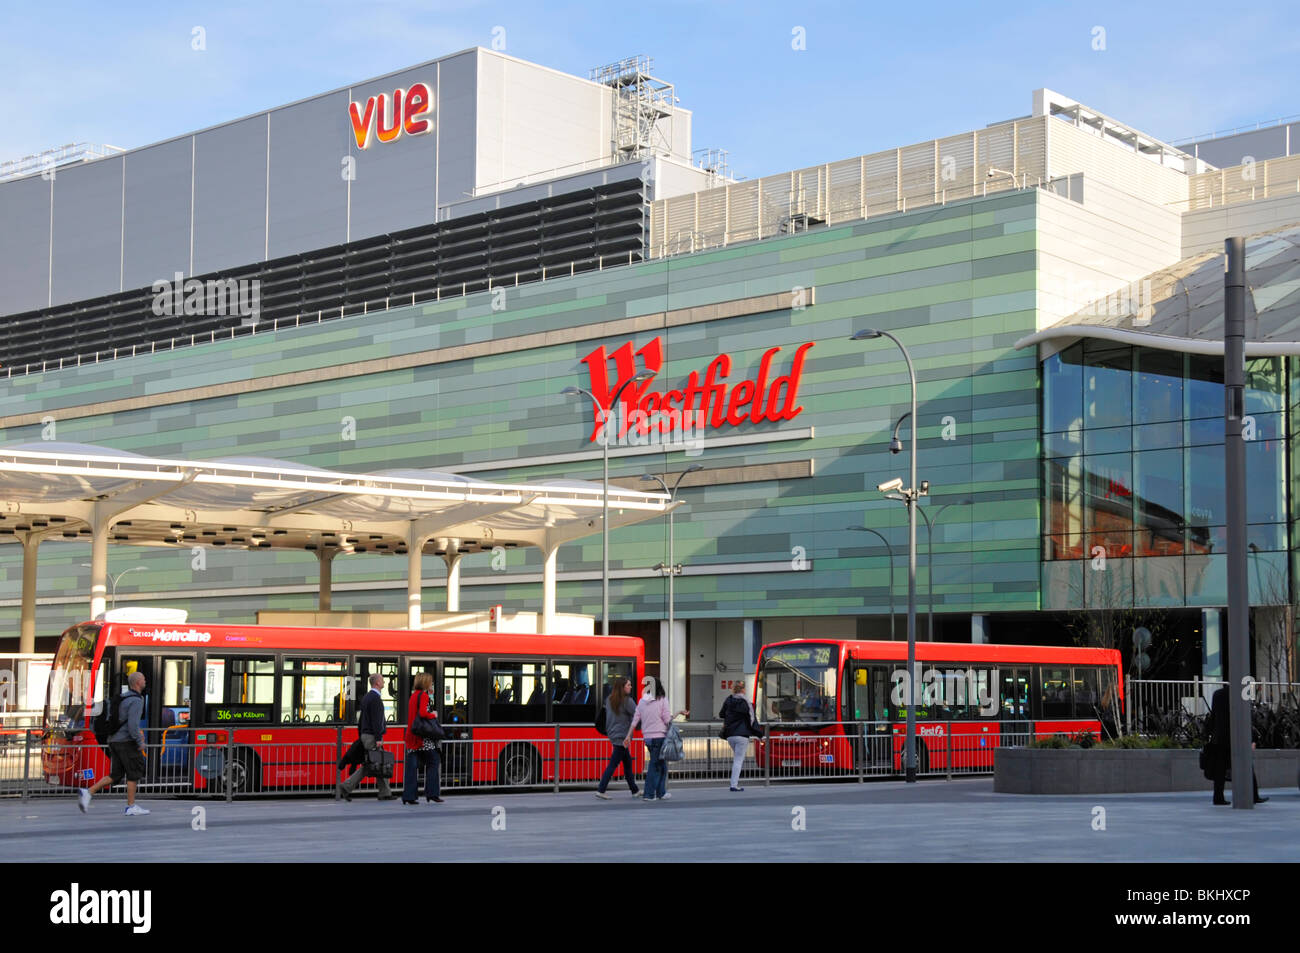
[
  {"x1": 446, "y1": 427, "x2": 816, "y2": 474},
  {"x1": 0, "y1": 561, "x2": 806, "y2": 609},
  {"x1": 1014, "y1": 324, "x2": 1300, "y2": 356}
]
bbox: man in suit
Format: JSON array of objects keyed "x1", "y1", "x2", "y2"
[
  {"x1": 339, "y1": 673, "x2": 394, "y2": 800},
  {"x1": 1205, "y1": 686, "x2": 1267, "y2": 806}
]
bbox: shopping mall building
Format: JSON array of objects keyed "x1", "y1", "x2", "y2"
[{"x1": 2, "y1": 48, "x2": 1298, "y2": 713}]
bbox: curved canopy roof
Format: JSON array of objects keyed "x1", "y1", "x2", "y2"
[
  {"x1": 1016, "y1": 223, "x2": 1300, "y2": 356},
  {"x1": 0, "y1": 443, "x2": 673, "y2": 557}
]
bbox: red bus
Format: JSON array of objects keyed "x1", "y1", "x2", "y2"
[
  {"x1": 42, "y1": 619, "x2": 643, "y2": 793},
  {"x1": 754, "y1": 639, "x2": 1123, "y2": 774}
]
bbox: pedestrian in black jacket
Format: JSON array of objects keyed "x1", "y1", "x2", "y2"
[
  {"x1": 1204, "y1": 687, "x2": 1267, "y2": 805},
  {"x1": 719, "y1": 680, "x2": 760, "y2": 792},
  {"x1": 339, "y1": 674, "x2": 394, "y2": 800}
]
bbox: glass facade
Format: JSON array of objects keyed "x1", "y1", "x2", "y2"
[{"x1": 1042, "y1": 341, "x2": 1289, "y2": 608}]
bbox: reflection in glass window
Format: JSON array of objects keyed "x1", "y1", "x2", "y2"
[
  {"x1": 1186, "y1": 354, "x2": 1223, "y2": 420},
  {"x1": 1136, "y1": 348, "x2": 1183, "y2": 424},
  {"x1": 758, "y1": 645, "x2": 837, "y2": 723},
  {"x1": 1044, "y1": 458, "x2": 1085, "y2": 560},
  {"x1": 1186, "y1": 444, "x2": 1225, "y2": 545},
  {"x1": 205, "y1": 656, "x2": 274, "y2": 704},
  {"x1": 1134, "y1": 449, "x2": 1184, "y2": 556},
  {"x1": 1072, "y1": 668, "x2": 1100, "y2": 718},
  {"x1": 490, "y1": 660, "x2": 546, "y2": 722},
  {"x1": 443, "y1": 662, "x2": 469, "y2": 723},
  {"x1": 1245, "y1": 357, "x2": 1283, "y2": 413},
  {"x1": 1041, "y1": 667, "x2": 1073, "y2": 718},
  {"x1": 1084, "y1": 340, "x2": 1132, "y2": 429},
  {"x1": 281, "y1": 658, "x2": 348, "y2": 724},
  {"x1": 1044, "y1": 345, "x2": 1083, "y2": 434},
  {"x1": 552, "y1": 661, "x2": 597, "y2": 722},
  {"x1": 1245, "y1": 439, "x2": 1285, "y2": 524}
]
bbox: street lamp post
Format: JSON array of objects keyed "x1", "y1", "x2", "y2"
[
  {"x1": 916, "y1": 500, "x2": 971, "y2": 642},
  {"x1": 846, "y1": 526, "x2": 896, "y2": 641},
  {"x1": 643, "y1": 466, "x2": 702, "y2": 697},
  {"x1": 562, "y1": 373, "x2": 653, "y2": 636},
  {"x1": 82, "y1": 564, "x2": 147, "y2": 611},
  {"x1": 851, "y1": 328, "x2": 924, "y2": 782}
]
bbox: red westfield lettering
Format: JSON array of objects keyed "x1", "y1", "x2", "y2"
[{"x1": 577, "y1": 336, "x2": 814, "y2": 442}]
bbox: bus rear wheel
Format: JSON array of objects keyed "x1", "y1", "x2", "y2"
[{"x1": 498, "y1": 745, "x2": 541, "y2": 786}]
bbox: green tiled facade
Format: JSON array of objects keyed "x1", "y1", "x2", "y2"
[{"x1": 0, "y1": 191, "x2": 1045, "y2": 640}]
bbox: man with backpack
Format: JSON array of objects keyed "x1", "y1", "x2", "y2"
[{"x1": 79, "y1": 671, "x2": 150, "y2": 816}]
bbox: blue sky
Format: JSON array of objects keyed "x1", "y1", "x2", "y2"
[{"x1": 2, "y1": 0, "x2": 1297, "y2": 178}]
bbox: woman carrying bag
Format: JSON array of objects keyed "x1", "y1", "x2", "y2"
[
  {"x1": 719, "y1": 679, "x2": 761, "y2": 792},
  {"x1": 626, "y1": 675, "x2": 688, "y2": 801},
  {"x1": 403, "y1": 672, "x2": 445, "y2": 804}
]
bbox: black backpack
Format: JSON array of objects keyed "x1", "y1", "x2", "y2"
[
  {"x1": 594, "y1": 703, "x2": 608, "y2": 736},
  {"x1": 93, "y1": 690, "x2": 127, "y2": 746}
]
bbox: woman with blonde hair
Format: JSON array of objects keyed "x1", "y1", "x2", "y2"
[
  {"x1": 402, "y1": 671, "x2": 444, "y2": 804},
  {"x1": 719, "y1": 679, "x2": 760, "y2": 792}
]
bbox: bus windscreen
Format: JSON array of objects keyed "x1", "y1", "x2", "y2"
[{"x1": 757, "y1": 644, "x2": 837, "y2": 722}]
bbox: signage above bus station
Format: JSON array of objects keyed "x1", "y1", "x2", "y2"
[
  {"x1": 348, "y1": 82, "x2": 433, "y2": 150},
  {"x1": 577, "y1": 335, "x2": 815, "y2": 442}
]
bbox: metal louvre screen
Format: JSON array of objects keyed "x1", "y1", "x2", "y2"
[
  {"x1": 650, "y1": 117, "x2": 1053, "y2": 256},
  {"x1": 1, "y1": 179, "x2": 647, "y2": 374}
]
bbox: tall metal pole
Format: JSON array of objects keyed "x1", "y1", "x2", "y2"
[
  {"x1": 1224, "y1": 236, "x2": 1254, "y2": 810},
  {"x1": 601, "y1": 408, "x2": 610, "y2": 637},
  {"x1": 563, "y1": 375, "x2": 651, "y2": 638},
  {"x1": 848, "y1": 526, "x2": 895, "y2": 641}
]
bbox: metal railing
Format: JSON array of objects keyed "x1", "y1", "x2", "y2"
[
  {"x1": 3, "y1": 720, "x2": 1155, "y2": 800},
  {"x1": 1125, "y1": 678, "x2": 1300, "y2": 737}
]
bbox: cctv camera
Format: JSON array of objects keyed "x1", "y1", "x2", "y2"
[
  {"x1": 919, "y1": 480, "x2": 930, "y2": 495},
  {"x1": 986, "y1": 168, "x2": 996, "y2": 178},
  {"x1": 877, "y1": 477, "x2": 904, "y2": 493},
  {"x1": 889, "y1": 436, "x2": 903, "y2": 455}
]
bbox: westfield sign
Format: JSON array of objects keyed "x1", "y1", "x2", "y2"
[{"x1": 577, "y1": 336, "x2": 814, "y2": 442}]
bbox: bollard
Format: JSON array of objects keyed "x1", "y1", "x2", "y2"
[
  {"x1": 225, "y1": 731, "x2": 234, "y2": 804},
  {"x1": 335, "y1": 725, "x2": 344, "y2": 800},
  {"x1": 553, "y1": 725, "x2": 561, "y2": 794},
  {"x1": 22, "y1": 729, "x2": 34, "y2": 800}
]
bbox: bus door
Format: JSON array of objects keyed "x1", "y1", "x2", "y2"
[
  {"x1": 999, "y1": 667, "x2": 1032, "y2": 747},
  {"x1": 847, "y1": 662, "x2": 892, "y2": 767},
  {"x1": 407, "y1": 657, "x2": 471, "y2": 783},
  {"x1": 116, "y1": 654, "x2": 195, "y2": 783},
  {"x1": 355, "y1": 657, "x2": 399, "y2": 729}
]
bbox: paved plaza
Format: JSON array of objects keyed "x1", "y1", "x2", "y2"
[{"x1": 2, "y1": 778, "x2": 1296, "y2": 863}]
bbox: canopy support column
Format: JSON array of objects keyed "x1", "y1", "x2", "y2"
[
  {"x1": 89, "y1": 513, "x2": 110, "y2": 622},
  {"x1": 19, "y1": 533, "x2": 41, "y2": 653},
  {"x1": 444, "y1": 548, "x2": 463, "y2": 612},
  {"x1": 318, "y1": 548, "x2": 338, "y2": 611},
  {"x1": 407, "y1": 530, "x2": 423, "y2": 630},
  {"x1": 541, "y1": 545, "x2": 558, "y2": 635}
]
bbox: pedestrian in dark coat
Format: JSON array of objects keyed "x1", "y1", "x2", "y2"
[{"x1": 1204, "y1": 687, "x2": 1267, "y2": 805}]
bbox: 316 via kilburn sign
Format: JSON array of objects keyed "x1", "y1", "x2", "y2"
[{"x1": 577, "y1": 336, "x2": 815, "y2": 443}]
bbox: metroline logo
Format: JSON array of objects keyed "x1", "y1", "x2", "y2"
[
  {"x1": 577, "y1": 336, "x2": 815, "y2": 443},
  {"x1": 348, "y1": 83, "x2": 433, "y2": 150}
]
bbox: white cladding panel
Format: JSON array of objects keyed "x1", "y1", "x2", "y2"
[
  {"x1": 436, "y1": 51, "x2": 479, "y2": 211},
  {"x1": 50, "y1": 155, "x2": 124, "y2": 303},
  {"x1": 122, "y1": 138, "x2": 193, "y2": 291},
  {"x1": 347, "y1": 65, "x2": 441, "y2": 242},
  {"x1": 191, "y1": 115, "x2": 269, "y2": 275},
  {"x1": 268, "y1": 90, "x2": 351, "y2": 256},
  {"x1": 0, "y1": 174, "x2": 52, "y2": 312},
  {"x1": 475, "y1": 51, "x2": 613, "y2": 193}
]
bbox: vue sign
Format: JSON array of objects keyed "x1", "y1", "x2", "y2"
[{"x1": 349, "y1": 83, "x2": 433, "y2": 150}]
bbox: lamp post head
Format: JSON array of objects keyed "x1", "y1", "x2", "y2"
[
  {"x1": 850, "y1": 329, "x2": 883, "y2": 341},
  {"x1": 683, "y1": 464, "x2": 703, "y2": 475},
  {"x1": 560, "y1": 386, "x2": 581, "y2": 397}
]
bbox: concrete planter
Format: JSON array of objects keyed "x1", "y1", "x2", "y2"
[{"x1": 994, "y1": 747, "x2": 1300, "y2": 795}]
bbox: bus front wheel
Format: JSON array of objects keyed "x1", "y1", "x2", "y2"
[
  {"x1": 498, "y1": 745, "x2": 541, "y2": 786},
  {"x1": 223, "y1": 749, "x2": 261, "y2": 795}
]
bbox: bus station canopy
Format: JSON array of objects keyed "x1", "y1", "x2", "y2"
[
  {"x1": 1016, "y1": 224, "x2": 1300, "y2": 357},
  {"x1": 0, "y1": 443, "x2": 675, "y2": 647}
]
